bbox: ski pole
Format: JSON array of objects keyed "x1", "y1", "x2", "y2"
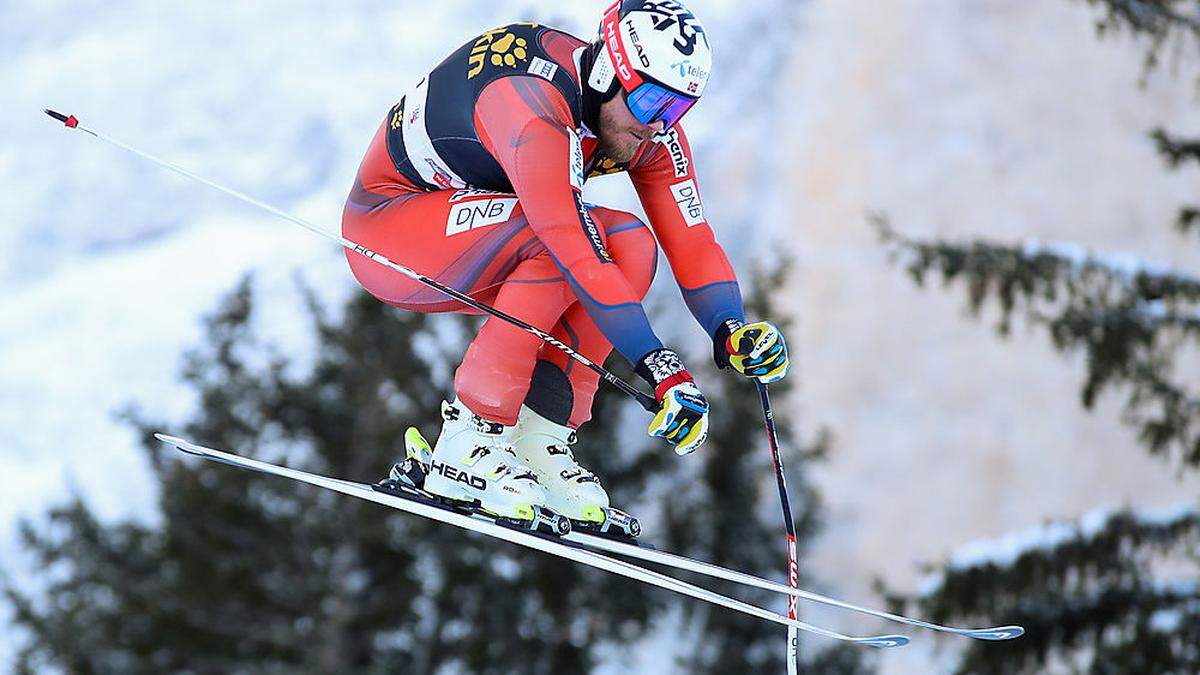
[
  {"x1": 43, "y1": 109, "x2": 658, "y2": 412},
  {"x1": 756, "y1": 381, "x2": 801, "y2": 674}
]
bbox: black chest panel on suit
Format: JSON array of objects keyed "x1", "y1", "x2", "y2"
[{"x1": 385, "y1": 23, "x2": 584, "y2": 193}]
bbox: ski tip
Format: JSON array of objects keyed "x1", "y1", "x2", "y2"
[
  {"x1": 964, "y1": 625, "x2": 1025, "y2": 641},
  {"x1": 44, "y1": 109, "x2": 78, "y2": 128},
  {"x1": 863, "y1": 635, "x2": 910, "y2": 649},
  {"x1": 153, "y1": 433, "x2": 203, "y2": 456}
]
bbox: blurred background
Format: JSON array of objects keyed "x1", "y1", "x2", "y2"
[{"x1": 1, "y1": 1, "x2": 1197, "y2": 673}]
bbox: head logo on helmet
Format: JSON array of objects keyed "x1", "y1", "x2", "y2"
[{"x1": 589, "y1": 0, "x2": 713, "y2": 129}]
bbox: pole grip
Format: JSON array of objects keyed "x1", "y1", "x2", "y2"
[{"x1": 44, "y1": 109, "x2": 79, "y2": 128}]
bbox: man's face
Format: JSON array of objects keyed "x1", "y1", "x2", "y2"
[{"x1": 596, "y1": 92, "x2": 666, "y2": 164}]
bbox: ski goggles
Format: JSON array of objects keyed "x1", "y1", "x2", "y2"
[{"x1": 623, "y1": 80, "x2": 698, "y2": 130}]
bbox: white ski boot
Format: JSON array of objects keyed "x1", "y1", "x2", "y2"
[
  {"x1": 511, "y1": 405, "x2": 641, "y2": 539},
  {"x1": 398, "y1": 400, "x2": 569, "y2": 535}
]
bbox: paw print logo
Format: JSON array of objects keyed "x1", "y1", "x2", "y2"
[
  {"x1": 489, "y1": 34, "x2": 528, "y2": 67},
  {"x1": 467, "y1": 28, "x2": 532, "y2": 78}
]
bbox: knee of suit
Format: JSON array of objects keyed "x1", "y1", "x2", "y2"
[{"x1": 588, "y1": 207, "x2": 658, "y2": 300}]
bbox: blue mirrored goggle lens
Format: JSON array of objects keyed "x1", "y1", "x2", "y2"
[{"x1": 625, "y1": 83, "x2": 697, "y2": 129}]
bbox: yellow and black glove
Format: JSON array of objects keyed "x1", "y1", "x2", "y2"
[
  {"x1": 635, "y1": 348, "x2": 710, "y2": 455},
  {"x1": 714, "y1": 319, "x2": 790, "y2": 384}
]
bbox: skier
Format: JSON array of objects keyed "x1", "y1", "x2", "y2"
[{"x1": 342, "y1": 0, "x2": 789, "y2": 533}]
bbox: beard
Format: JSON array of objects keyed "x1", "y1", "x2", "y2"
[
  {"x1": 596, "y1": 131, "x2": 639, "y2": 164},
  {"x1": 596, "y1": 98, "x2": 644, "y2": 164}
]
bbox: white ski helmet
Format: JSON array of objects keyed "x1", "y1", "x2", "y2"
[{"x1": 588, "y1": 0, "x2": 712, "y2": 129}]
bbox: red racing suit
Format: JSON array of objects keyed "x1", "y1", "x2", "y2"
[{"x1": 342, "y1": 23, "x2": 744, "y2": 427}]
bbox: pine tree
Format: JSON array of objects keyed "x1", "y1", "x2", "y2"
[
  {"x1": 4, "y1": 264, "x2": 867, "y2": 673},
  {"x1": 873, "y1": 2, "x2": 1200, "y2": 672},
  {"x1": 1083, "y1": 0, "x2": 1200, "y2": 233}
]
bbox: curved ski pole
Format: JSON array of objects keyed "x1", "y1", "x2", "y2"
[
  {"x1": 43, "y1": 109, "x2": 657, "y2": 413},
  {"x1": 755, "y1": 382, "x2": 801, "y2": 673},
  {"x1": 155, "y1": 433, "x2": 910, "y2": 649}
]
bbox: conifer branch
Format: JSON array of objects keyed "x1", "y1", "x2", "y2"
[
  {"x1": 1151, "y1": 128, "x2": 1200, "y2": 168},
  {"x1": 876, "y1": 216, "x2": 1200, "y2": 469}
]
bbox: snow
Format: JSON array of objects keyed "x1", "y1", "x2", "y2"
[
  {"x1": 1149, "y1": 609, "x2": 1183, "y2": 633},
  {"x1": 1079, "y1": 506, "x2": 1116, "y2": 538},
  {"x1": 917, "y1": 503, "x2": 1199, "y2": 596},
  {"x1": 949, "y1": 503, "x2": 1198, "y2": 571},
  {"x1": 1021, "y1": 239, "x2": 1200, "y2": 286},
  {"x1": 946, "y1": 519, "x2": 1077, "y2": 571},
  {"x1": 1134, "y1": 502, "x2": 1200, "y2": 528}
]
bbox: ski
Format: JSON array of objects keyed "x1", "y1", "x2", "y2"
[
  {"x1": 156, "y1": 433, "x2": 910, "y2": 649},
  {"x1": 391, "y1": 430, "x2": 1024, "y2": 643},
  {"x1": 573, "y1": 531, "x2": 1023, "y2": 640}
]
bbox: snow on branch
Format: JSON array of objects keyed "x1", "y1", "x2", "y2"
[
  {"x1": 874, "y1": 216, "x2": 1200, "y2": 321},
  {"x1": 933, "y1": 503, "x2": 1199, "y2": 581},
  {"x1": 875, "y1": 216, "x2": 1200, "y2": 468},
  {"x1": 898, "y1": 501, "x2": 1200, "y2": 673},
  {"x1": 1019, "y1": 238, "x2": 1200, "y2": 289}
]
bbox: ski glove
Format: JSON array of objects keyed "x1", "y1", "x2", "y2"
[
  {"x1": 714, "y1": 319, "x2": 790, "y2": 384},
  {"x1": 635, "y1": 348, "x2": 710, "y2": 455}
]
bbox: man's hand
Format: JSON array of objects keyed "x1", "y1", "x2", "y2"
[
  {"x1": 635, "y1": 347, "x2": 711, "y2": 455},
  {"x1": 648, "y1": 381, "x2": 710, "y2": 455},
  {"x1": 715, "y1": 319, "x2": 790, "y2": 384}
]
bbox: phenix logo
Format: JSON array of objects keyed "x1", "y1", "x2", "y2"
[
  {"x1": 430, "y1": 460, "x2": 487, "y2": 490},
  {"x1": 654, "y1": 128, "x2": 689, "y2": 178}
]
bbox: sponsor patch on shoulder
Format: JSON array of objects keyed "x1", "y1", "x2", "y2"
[
  {"x1": 654, "y1": 128, "x2": 689, "y2": 178},
  {"x1": 669, "y1": 179, "x2": 705, "y2": 226},
  {"x1": 446, "y1": 197, "x2": 519, "y2": 236},
  {"x1": 527, "y1": 56, "x2": 559, "y2": 81}
]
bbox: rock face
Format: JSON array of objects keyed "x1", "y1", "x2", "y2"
[{"x1": 774, "y1": 0, "x2": 1199, "y2": 669}]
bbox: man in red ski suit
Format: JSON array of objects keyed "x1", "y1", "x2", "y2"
[{"x1": 342, "y1": 1, "x2": 789, "y2": 529}]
